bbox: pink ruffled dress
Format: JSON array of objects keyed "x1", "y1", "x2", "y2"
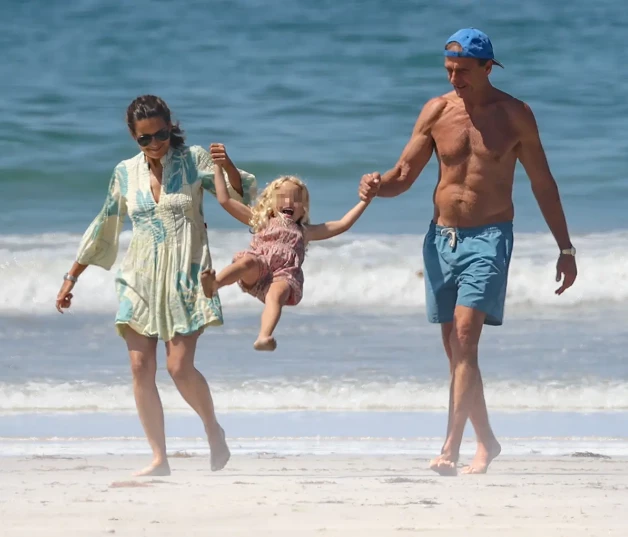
[{"x1": 233, "y1": 216, "x2": 305, "y2": 306}]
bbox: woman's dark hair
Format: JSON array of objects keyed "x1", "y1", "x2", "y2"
[{"x1": 126, "y1": 95, "x2": 186, "y2": 149}]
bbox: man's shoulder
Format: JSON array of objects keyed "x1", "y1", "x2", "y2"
[
  {"x1": 489, "y1": 90, "x2": 539, "y2": 140},
  {"x1": 492, "y1": 89, "x2": 534, "y2": 117},
  {"x1": 414, "y1": 95, "x2": 451, "y2": 133},
  {"x1": 426, "y1": 92, "x2": 456, "y2": 112}
]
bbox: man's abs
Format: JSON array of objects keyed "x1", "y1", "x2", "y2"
[{"x1": 432, "y1": 168, "x2": 515, "y2": 227}]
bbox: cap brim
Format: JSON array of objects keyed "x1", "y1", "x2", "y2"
[{"x1": 492, "y1": 59, "x2": 504, "y2": 68}]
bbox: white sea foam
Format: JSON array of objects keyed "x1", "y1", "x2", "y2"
[
  {"x1": 1, "y1": 229, "x2": 626, "y2": 315},
  {"x1": 1, "y1": 378, "x2": 627, "y2": 414}
]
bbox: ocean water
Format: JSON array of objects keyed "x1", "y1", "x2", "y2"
[{"x1": 1, "y1": 0, "x2": 627, "y2": 458}]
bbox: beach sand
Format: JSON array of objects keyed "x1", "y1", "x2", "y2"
[{"x1": 1, "y1": 453, "x2": 626, "y2": 536}]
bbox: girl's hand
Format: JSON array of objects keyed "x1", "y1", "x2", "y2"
[
  {"x1": 209, "y1": 143, "x2": 232, "y2": 167},
  {"x1": 56, "y1": 280, "x2": 75, "y2": 313},
  {"x1": 358, "y1": 172, "x2": 381, "y2": 201}
]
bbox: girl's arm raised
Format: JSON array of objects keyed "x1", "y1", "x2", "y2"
[
  {"x1": 305, "y1": 199, "x2": 371, "y2": 242},
  {"x1": 214, "y1": 164, "x2": 253, "y2": 226}
]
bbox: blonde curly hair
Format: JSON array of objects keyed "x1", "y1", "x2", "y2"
[{"x1": 249, "y1": 175, "x2": 311, "y2": 233}]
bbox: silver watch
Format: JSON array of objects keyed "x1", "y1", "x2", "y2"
[
  {"x1": 63, "y1": 273, "x2": 78, "y2": 283},
  {"x1": 560, "y1": 247, "x2": 576, "y2": 256}
]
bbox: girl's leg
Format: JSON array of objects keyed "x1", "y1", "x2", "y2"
[
  {"x1": 254, "y1": 280, "x2": 292, "y2": 351},
  {"x1": 165, "y1": 331, "x2": 230, "y2": 471},
  {"x1": 124, "y1": 327, "x2": 168, "y2": 477},
  {"x1": 201, "y1": 255, "x2": 260, "y2": 297}
]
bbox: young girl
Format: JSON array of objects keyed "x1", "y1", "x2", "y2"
[{"x1": 201, "y1": 163, "x2": 378, "y2": 351}]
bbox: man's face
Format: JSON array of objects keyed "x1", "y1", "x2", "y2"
[{"x1": 444, "y1": 56, "x2": 492, "y2": 98}]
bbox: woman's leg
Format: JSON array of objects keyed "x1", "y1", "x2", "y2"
[
  {"x1": 201, "y1": 255, "x2": 260, "y2": 297},
  {"x1": 254, "y1": 280, "x2": 292, "y2": 351},
  {"x1": 165, "y1": 331, "x2": 230, "y2": 471},
  {"x1": 124, "y1": 326, "x2": 169, "y2": 476}
]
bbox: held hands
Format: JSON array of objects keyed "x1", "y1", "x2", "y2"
[
  {"x1": 555, "y1": 253, "x2": 577, "y2": 295},
  {"x1": 209, "y1": 143, "x2": 232, "y2": 168},
  {"x1": 55, "y1": 280, "x2": 75, "y2": 313},
  {"x1": 358, "y1": 172, "x2": 381, "y2": 202}
]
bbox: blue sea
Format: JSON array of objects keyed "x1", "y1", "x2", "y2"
[{"x1": 1, "y1": 0, "x2": 627, "y2": 459}]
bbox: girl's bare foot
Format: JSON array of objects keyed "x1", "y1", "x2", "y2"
[
  {"x1": 133, "y1": 459, "x2": 171, "y2": 477},
  {"x1": 200, "y1": 269, "x2": 218, "y2": 297},
  {"x1": 253, "y1": 337, "x2": 277, "y2": 351}
]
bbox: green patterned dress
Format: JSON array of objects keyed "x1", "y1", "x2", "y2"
[{"x1": 75, "y1": 145, "x2": 257, "y2": 341}]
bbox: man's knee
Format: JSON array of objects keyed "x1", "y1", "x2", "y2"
[{"x1": 451, "y1": 307, "x2": 485, "y2": 362}]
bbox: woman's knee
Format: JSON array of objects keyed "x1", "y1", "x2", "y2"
[
  {"x1": 129, "y1": 352, "x2": 157, "y2": 380},
  {"x1": 166, "y1": 356, "x2": 194, "y2": 382},
  {"x1": 166, "y1": 334, "x2": 198, "y2": 380}
]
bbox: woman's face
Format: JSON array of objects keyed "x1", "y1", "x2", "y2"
[{"x1": 132, "y1": 117, "x2": 171, "y2": 160}]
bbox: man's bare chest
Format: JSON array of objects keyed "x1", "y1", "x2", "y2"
[{"x1": 433, "y1": 110, "x2": 519, "y2": 167}]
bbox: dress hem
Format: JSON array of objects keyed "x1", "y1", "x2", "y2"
[{"x1": 114, "y1": 318, "x2": 223, "y2": 342}]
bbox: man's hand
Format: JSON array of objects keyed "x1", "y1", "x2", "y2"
[
  {"x1": 358, "y1": 172, "x2": 381, "y2": 202},
  {"x1": 555, "y1": 254, "x2": 577, "y2": 295}
]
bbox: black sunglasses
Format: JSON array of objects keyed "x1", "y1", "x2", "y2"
[{"x1": 136, "y1": 128, "x2": 170, "y2": 147}]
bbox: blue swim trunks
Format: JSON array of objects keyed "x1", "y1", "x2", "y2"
[{"x1": 422, "y1": 221, "x2": 514, "y2": 326}]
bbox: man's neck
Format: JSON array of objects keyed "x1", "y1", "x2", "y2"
[{"x1": 461, "y1": 84, "x2": 496, "y2": 110}]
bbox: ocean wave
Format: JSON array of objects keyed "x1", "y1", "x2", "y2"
[
  {"x1": 1, "y1": 378, "x2": 627, "y2": 413},
  {"x1": 1, "y1": 229, "x2": 627, "y2": 315}
]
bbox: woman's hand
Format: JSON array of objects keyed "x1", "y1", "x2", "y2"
[
  {"x1": 209, "y1": 143, "x2": 232, "y2": 168},
  {"x1": 56, "y1": 280, "x2": 75, "y2": 313}
]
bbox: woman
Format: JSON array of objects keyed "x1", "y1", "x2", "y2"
[{"x1": 55, "y1": 95, "x2": 257, "y2": 477}]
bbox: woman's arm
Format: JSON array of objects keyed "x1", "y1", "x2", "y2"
[
  {"x1": 196, "y1": 145, "x2": 258, "y2": 206},
  {"x1": 305, "y1": 199, "x2": 371, "y2": 242},
  {"x1": 214, "y1": 164, "x2": 253, "y2": 226},
  {"x1": 57, "y1": 164, "x2": 128, "y2": 312}
]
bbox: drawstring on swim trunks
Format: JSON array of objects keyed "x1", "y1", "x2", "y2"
[{"x1": 440, "y1": 227, "x2": 457, "y2": 249}]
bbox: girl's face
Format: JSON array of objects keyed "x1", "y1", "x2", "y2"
[
  {"x1": 273, "y1": 181, "x2": 305, "y2": 222},
  {"x1": 132, "y1": 117, "x2": 171, "y2": 161}
]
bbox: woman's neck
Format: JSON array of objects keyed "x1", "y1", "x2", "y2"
[{"x1": 146, "y1": 157, "x2": 162, "y2": 172}]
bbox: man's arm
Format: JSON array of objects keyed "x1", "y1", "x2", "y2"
[
  {"x1": 516, "y1": 103, "x2": 573, "y2": 250},
  {"x1": 375, "y1": 97, "x2": 446, "y2": 198},
  {"x1": 517, "y1": 101, "x2": 577, "y2": 295}
]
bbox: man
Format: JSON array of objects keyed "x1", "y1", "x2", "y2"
[{"x1": 359, "y1": 28, "x2": 577, "y2": 475}]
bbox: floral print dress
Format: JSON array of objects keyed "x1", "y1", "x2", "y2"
[{"x1": 75, "y1": 145, "x2": 257, "y2": 341}]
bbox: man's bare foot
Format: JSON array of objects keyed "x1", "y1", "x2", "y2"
[
  {"x1": 200, "y1": 269, "x2": 218, "y2": 297},
  {"x1": 253, "y1": 337, "x2": 277, "y2": 351},
  {"x1": 133, "y1": 460, "x2": 171, "y2": 477},
  {"x1": 462, "y1": 439, "x2": 502, "y2": 475},
  {"x1": 429, "y1": 454, "x2": 458, "y2": 476},
  {"x1": 209, "y1": 426, "x2": 230, "y2": 471}
]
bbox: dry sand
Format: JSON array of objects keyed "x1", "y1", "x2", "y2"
[{"x1": 1, "y1": 452, "x2": 626, "y2": 536}]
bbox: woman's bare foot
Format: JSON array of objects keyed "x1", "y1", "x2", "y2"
[
  {"x1": 461, "y1": 439, "x2": 502, "y2": 475},
  {"x1": 253, "y1": 337, "x2": 277, "y2": 351},
  {"x1": 200, "y1": 269, "x2": 218, "y2": 298},
  {"x1": 209, "y1": 426, "x2": 231, "y2": 471},
  {"x1": 429, "y1": 454, "x2": 458, "y2": 476},
  {"x1": 133, "y1": 459, "x2": 171, "y2": 477}
]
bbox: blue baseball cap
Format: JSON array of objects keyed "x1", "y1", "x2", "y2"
[{"x1": 444, "y1": 28, "x2": 504, "y2": 68}]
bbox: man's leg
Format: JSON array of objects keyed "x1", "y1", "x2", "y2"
[
  {"x1": 430, "y1": 305, "x2": 485, "y2": 475},
  {"x1": 439, "y1": 319, "x2": 501, "y2": 474}
]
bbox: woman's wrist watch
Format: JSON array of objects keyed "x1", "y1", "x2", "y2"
[
  {"x1": 63, "y1": 273, "x2": 78, "y2": 283},
  {"x1": 560, "y1": 247, "x2": 576, "y2": 256}
]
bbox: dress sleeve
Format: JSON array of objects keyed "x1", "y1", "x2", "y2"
[
  {"x1": 193, "y1": 145, "x2": 257, "y2": 206},
  {"x1": 75, "y1": 164, "x2": 128, "y2": 270}
]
